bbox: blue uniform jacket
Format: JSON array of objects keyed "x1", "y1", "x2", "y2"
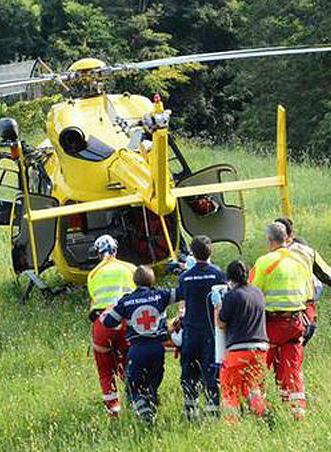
[
  {"x1": 101, "y1": 287, "x2": 174, "y2": 343},
  {"x1": 176, "y1": 262, "x2": 226, "y2": 334}
]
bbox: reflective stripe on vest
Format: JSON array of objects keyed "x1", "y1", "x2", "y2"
[
  {"x1": 88, "y1": 259, "x2": 135, "y2": 311},
  {"x1": 264, "y1": 289, "x2": 303, "y2": 297}
]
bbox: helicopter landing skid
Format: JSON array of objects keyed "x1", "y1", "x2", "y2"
[{"x1": 18, "y1": 270, "x2": 78, "y2": 305}]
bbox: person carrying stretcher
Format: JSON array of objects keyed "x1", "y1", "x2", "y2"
[{"x1": 100, "y1": 265, "x2": 176, "y2": 423}]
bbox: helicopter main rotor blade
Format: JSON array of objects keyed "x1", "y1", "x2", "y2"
[
  {"x1": 0, "y1": 72, "x2": 74, "y2": 93},
  {"x1": 0, "y1": 76, "x2": 56, "y2": 91},
  {"x1": 102, "y1": 45, "x2": 331, "y2": 73},
  {"x1": 1, "y1": 45, "x2": 330, "y2": 92}
]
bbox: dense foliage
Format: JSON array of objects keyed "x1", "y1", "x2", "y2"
[{"x1": 0, "y1": 0, "x2": 330, "y2": 159}]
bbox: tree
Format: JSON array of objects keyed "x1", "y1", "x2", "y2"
[
  {"x1": 158, "y1": 1, "x2": 243, "y2": 141},
  {"x1": 0, "y1": 0, "x2": 41, "y2": 63},
  {"x1": 46, "y1": 1, "x2": 122, "y2": 66},
  {"x1": 111, "y1": 4, "x2": 192, "y2": 98},
  {"x1": 234, "y1": 0, "x2": 331, "y2": 157},
  {"x1": 160, "y1": 0, "x2": 237, "y2": 52},
  {"x1": 40, "y1": 0, "x2": 66, "y2": 41}
]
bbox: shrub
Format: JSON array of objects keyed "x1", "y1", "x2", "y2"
[{"x1": 0, "y1": 95, "x2": 63, "y2": 135}]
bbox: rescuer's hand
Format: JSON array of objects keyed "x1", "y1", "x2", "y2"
[{"x1": 171, "y1": 316, "x2": 183, "y2": 333}]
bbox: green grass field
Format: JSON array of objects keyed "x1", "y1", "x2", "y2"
[{"x1": 0, "y1": 141, "x2": 331, "y2": 451}]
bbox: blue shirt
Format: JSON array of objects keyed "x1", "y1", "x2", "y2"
[
  {"x1": 101, "y1": 287, "x2": 173, "y2": 343},
  {"x1": 176, "y1": 262, "x2": 226, "y2": 333}
]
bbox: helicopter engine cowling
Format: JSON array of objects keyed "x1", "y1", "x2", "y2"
[{"x1": 59, "y1": 127, "x2": 87, "y2": 155}]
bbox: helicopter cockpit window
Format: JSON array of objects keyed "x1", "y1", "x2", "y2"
[
  {"x1": 168, "y1": 136, "x2": 191, "y2": 182},
  {"x1": 11, "y1": 194, "x2": 58, "y2": 273},
  {"x1": 59, "y1": 127, "x2": 115, "y2": 162},
  {"x1": 0, "y1": 162, "x2": 21, "y2": 225},
  {"x1": 0, "y1": 164, "x2": 20, "y2": 202}
]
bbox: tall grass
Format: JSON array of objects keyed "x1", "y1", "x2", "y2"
[{"x1": 0, "y1": 141, "x2": 330, "y2": 451}]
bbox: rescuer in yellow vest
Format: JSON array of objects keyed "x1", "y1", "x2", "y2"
[
  {"x1": 88, "y1": 235, "x2": 136, "y2": 417},
  {"x1": 275, "y1": 217, "x2": 331, "y2": 345},
  {"x1": 249, "y1": 223, "x2": 310, "y2": 420}
]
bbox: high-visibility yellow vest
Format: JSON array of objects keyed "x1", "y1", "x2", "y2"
[
  {"x1": 289, "y1": 240, "x2": 331, "y2": 298},
  {"x1": 249, "y1": 248, "x2": 310, "y2": 312},
  {"x1": 288, "y1": 242, "x2": 314, "y2": 300},
  {"x1": 87, "y1": 258, "x2": 136, "y2": 312}
]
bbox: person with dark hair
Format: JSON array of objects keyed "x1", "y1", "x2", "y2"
[
  {"x1": 216, "y1": 260, "x2": 268, "y2": 423},
  {"x1": 249, "y1": 223, "x2": 311, "y2": 420},
  {"x1": 190, "y1": 235, "x2": 212, "y2": 261},
  {"x1": 176, "y1": 235, "x2": 227, "y2": 419},
  {"x1": 100, "y1": 265, "x2": 176, "y2": 423},
  {"x1": 275, "y1": 217, "x2": 331, "y2": 344},
  {"x1": 274, "y1": 216, "x2": 293, "y2": 238}
]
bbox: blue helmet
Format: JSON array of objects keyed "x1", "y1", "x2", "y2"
[{"x1": 94, "y1": 235, "x2": 118, "y2": 256}]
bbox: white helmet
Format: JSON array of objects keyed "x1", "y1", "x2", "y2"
[{"x1": 94, "y1": 235, "x2": 118, "y2": 256}]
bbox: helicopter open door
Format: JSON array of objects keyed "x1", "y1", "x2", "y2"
[
  {"x1": 0, "y1": 162, "x2": 20, "y2": 225},
  {"x1": 177, "y1": 164, "x2": 245, "y2": 251},
  {"x1": 10, "y1": 193, "x2": 59, "y2": 273}
]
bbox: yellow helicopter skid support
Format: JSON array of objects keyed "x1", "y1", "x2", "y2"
[
  {"x1": 172, "y1": 105, "x2": 292, "y2": 216},
  {"x1": 171, "y1": 175, "x2": 285, "y2": 198},
  {"x1": 28, "y1": 193, "x2": 143, "y2": 222},
  {"x1": 17, "y1": 143, "x2": 39, "y2": 275},
  {"x1": 150, "y1": 128, "x2": 176, "y2": 216},
  {"x1": 276, "y1": 105, "x2": 292, "y2": 218},
  {"x1": 159, "y1": 215, "x2": 176, "y2": 261}
]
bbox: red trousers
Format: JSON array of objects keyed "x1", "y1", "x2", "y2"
[
  {"x1": 220, "y1": 350, "x2": 267, "y2": 418},
  {"x1": 266, "y1": 315, "x2": 306, "y2": 414},
  {"x1": 93, "y1": 318, "x2": 129, "y2": 410}
]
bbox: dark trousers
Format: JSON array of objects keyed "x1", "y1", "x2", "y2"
[
  {"x1": 180, "y1": 331, "x2": 219, "y2": 412},
  {"x1": 126, "y1": 340, "x2": 165, "y2": 421}
]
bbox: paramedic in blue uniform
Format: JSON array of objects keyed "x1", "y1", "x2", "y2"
[
  {"x1": 176, "y1": 235, "x2": 227, "y2": 418},
  {"x1": 100, "y1": 265, "x2": 175, "y2": 423}
]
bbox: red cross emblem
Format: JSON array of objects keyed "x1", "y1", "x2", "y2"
[{"x1": 136, "y1": 310, "x2": 157, "y2": 330}]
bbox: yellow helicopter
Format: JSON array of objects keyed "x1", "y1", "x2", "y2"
[{"x1": 0, "y1": 46, "x2": 330, "y2": 299}]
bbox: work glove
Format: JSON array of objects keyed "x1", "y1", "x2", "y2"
[{"x1": 303, "y1": 323, "x2": 317, "y2": 346}]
